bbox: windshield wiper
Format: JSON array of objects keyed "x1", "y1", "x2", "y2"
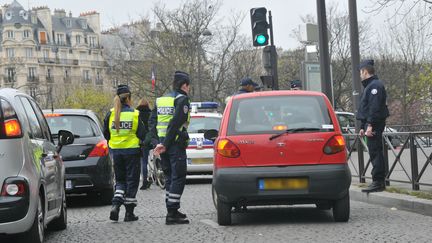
[{"x1": 269, "y1": 128, "x2": 321, "y2": 140}]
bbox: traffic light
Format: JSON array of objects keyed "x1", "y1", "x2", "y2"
[{"x1": 250, "y1": 7, "x2": 269, "y2": 46}]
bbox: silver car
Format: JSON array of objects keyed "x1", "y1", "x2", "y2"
[{"x1": 0, "y1": 88, "x2": 74, "y2": 242}]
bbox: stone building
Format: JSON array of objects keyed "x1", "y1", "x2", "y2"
[{"x1": 0, "y1": 0, "x2": 108, "y2": 104}]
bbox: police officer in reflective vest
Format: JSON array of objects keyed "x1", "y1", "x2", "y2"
[
  {"x1": 356, "y1": 60, "x2": 390, "y2": 193},
  {"x1": 150, "y1": 71, "x2": 191, "y2": 225},
  {"x1": 103, "y1": 84, "x2": 146, "y2": 221}
]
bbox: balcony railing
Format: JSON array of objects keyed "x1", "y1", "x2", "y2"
[
  {"x1": 2, "y1": 76, "x2": 15, "y2": 83},
  {"x1": 91, "y1": 61, "x2": 108, "y2": 67},
  {"x1": 27, "y1": 76, "x2": 39, "y2": 83}
]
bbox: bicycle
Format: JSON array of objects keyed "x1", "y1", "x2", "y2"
[{"x1": 147, "y1": 150, "x2": 166, "y2": 189}]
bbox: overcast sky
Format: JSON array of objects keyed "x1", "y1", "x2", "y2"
[{"x1": 2, "y1": 0, "x2": 389, "y2": 49}]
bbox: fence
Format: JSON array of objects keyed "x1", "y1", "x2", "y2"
[{"x1": 344, "y1": 130, "x2": 432, "y2": 191}]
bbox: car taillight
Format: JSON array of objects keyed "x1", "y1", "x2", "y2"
[
  {"x1": 1, "y1": 181, "x2": 26, "y2": 196},
  {"x1": 88, "y1": 140, "x2": 109, "y2": 157},
  {"x1": 323, "y1": 135, "x2": 345, "y2": 154},
  {"x1": 4, "y1": 119, "x2": 22, "y2": 137},
  {"x1": 216, "y1": 138, "x2": 240, "y2": 158}
]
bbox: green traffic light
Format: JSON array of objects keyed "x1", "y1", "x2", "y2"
[{"x1": 256, "y1": 34, "x2": 267, "y2": 45}]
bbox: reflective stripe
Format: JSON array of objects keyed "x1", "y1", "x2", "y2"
[
  {"x1": 158, "y1": 122, "x2": 170, "y2": 126},
  {"x1": 167, "y1": 198, "x2": 180, "y2": 203},
  {"x1": 125, "y1": 198, "x2": 137, "y2": 202},
  {"x1": 115, "y1": 190, "x2": 125, "y2": 194},
  {"x1": 114, "y1": 194, "x2": 124, "y2": 198},
  {"x1": 158, "y1": 128, "x2": 167, "y2": 133},
  {"x1": 168, "y1": 193, "x2": 181, "y2": 198}
]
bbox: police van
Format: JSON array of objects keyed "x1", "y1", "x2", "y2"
[{"x1": 187, "y1": 102, "x2": 222, "y2": 176}]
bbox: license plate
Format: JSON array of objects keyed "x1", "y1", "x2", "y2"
[
  {"x1": 65, "y1": 180, "x2": 73, "y2": 190},
  {"x1": 258, "y1": 178, "x2": 308, "y2": 190},
  {"x1": 191, "y1": 158, "x2": 213, "y2": 164}
]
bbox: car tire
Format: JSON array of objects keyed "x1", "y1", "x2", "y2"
[
  {"x1": 216, "y1": 198, "x2": 232, "y2": 226},
  {"x1": 48, "y1": 191, "x2": 67, "y2": 230},
  {"x1": 19, "y1": 194, "x2": 44, "y2": 243},
  {"x1": 332, "y1": 193, "x2": 350, "y2": 222},
  {"x1": 100, "y1": 189, "x2": 114, "y2": 205}
]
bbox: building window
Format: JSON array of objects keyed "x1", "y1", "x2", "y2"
[
  {"x1": 5, "y1": 68, "x2": 15, "y2": 83},
  {"x1": 29, "y1": 87, "x2": 37, "y2": 98},
  {"x1": 66, "y1": 19, "x2": 72, "y2": 28},
  {"x1": 43, "y1": 49, "x2": 49, "y2": 58},
  {"x1": 28, "y1": 67, "x2": 37, "y2": 80},
  {"x1": 81, "y1": 20, "x2": 87, "y2": 29},
  {"x1": 39, "y1": 32, "x2": 47, "y2": 44},
  {"x1": 89, "y1": 36, "x2": 97, "y2": 47},
  {"x1": 25, "y1": 48, "x2": 33, "y2": 58},
  {"x1": 31, "y1": 15, "x2": 37, "y2": 24},
  {"x1": 56, "y1": 33, "x2": 65, "y2": 45},
  {"x1": 64, "y1": 68, "x2": 70, "y2": 77},
  {"x1": 47, "y1": 68, "x2": 51, "y2": 78},
  {"x1": 76, "y1": 35, "x2": 81, "y2": 44},
  {"x1": 6, "y1": 48, "x2": 15, "y2": 58},
  {"x1": 6, "y1": 30, "x2": 14, "y2": 39},
  {"x1": 83, "y1": 70, "x2": 91, "y2": 81},
  {"x1": 23, "y1": 30, "x2": 31, "y2": 38}
]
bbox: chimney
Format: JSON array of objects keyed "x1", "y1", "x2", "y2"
[
  {"x1": 32, "y1": 6, "x2": 52, "y2": 41},
  {"x1": 80, "y1": 11, "x2": 101, "y2": 35},
  {"x1": 54, "y1": 9, "x2": 66, "y2": 18}
]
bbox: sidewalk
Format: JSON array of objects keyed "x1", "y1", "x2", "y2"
[{"x1": 349, "y1": 184, "x2": 432, "y2": 217}]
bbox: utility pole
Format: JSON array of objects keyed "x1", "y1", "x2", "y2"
[
  {"x1": 348, "y1": 0, "x2": 361, "y2": 131},
  {"x1": 316, "y1": 0, "x2": 333, "y2": 103},
  {"x1": 268, "y1": 11, "x2": 278, "y2": 90}
]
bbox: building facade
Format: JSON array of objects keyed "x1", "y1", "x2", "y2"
[{"x1": 0, "y1": 0, "x2": 108, "y2": 103}]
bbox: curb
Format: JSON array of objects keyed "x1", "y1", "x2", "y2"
[{"x1": 349, "y1": 185, "x2": 432, "y2": 217}]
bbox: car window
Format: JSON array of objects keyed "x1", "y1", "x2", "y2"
[
  {"x1": 337, "y1": 114, "x2": 355, "y2": 128},
  {"x1": 228, "y1": 95, "x2": 333, "y2": 135},
  {"x1": 189, "y1": 117, "x2": 221, "y2": 133},
  {"x1": 29, "y1": 99, "x2": 52, "y2": 141},
  {"x1": 46, "y1": 115, "x2": 99, "y2": 138},
  {"x1": 19, "y1": 97, "x2": 44, "y2": 139}
]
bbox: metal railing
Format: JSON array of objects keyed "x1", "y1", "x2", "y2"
[{"x1": 344, "y1": 131, "x2": 432, "y2": 190}]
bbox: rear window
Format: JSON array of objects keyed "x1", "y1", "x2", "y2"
[
  {"x1": 189, "y1": 117, "x2": 221, "y2": 133},
  {"x1": 227, "y1": 95, "x2": 333, "y2": 135},
  {"x1": 46, "y1": 115, "x2": 100, "y2": 138}
]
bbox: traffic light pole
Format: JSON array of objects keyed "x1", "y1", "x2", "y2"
[{"x1": 268, "y1": 11, "x2": 279, "y2": 90}]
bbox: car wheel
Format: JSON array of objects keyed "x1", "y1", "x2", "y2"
[
  {"x1": 100, "y1": 189, "x2": 114, "y2": 205},
  {"x1": 19, "y1": 194, "x2": 44, "y2": 243},
  {"x1": 48, "y1": 191, "x2": 67, "y2": 230},
  {"x1": 216, "y1": 198, "x2": 232, "y2": 226},
  {"x1": 332, "y1": 193, "x2": 350, "y2": 222}
]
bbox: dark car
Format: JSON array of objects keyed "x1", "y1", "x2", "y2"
[
  {"x1": 1, "y1": 88, "x2": 74, "y2": 242},
  {"x1": 43, "y1": 109, "x2": 114, "y2": 204}
]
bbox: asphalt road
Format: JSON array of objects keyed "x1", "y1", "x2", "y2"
[{"x1": 42, "y1": 179, "x2": 432, "y2": 243}]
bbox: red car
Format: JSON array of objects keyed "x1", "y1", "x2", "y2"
[{"x1": 205, "y1": 90, "x2": 351, "y2": 225}]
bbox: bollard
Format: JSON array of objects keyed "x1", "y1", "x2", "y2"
[
  {"x1": 409, "y1": 134, "x2": 420, "y2": 190},
  {"x1": 383, "y1": 136, "x2": 390, "y2": 187}
]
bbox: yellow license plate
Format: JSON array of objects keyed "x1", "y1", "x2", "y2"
[
  {"x1": 259, "y1": 178, "x2": 308, "y2": 190},
  {"x1": 191, "y1": 158, "x2": 213, "y2": 164}
]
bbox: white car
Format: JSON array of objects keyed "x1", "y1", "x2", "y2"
[
  {"x1": 186, "y1": 102, "x2": 222, "y2": 176},
  {"x1": 336, "y1": 111, "x2": 401, "y2": 148}
]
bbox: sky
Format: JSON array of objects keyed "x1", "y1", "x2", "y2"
[{"x1": 1, "y1": 0, "x2": 389, "y2": 50}]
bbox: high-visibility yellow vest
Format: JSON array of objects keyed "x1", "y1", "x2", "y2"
[
  {"x1": 108, "y1": 108, "x2": 140, "y2": 149},
  {"x1": 156, "y1": 94, "x2": 190, "y2": 139}
]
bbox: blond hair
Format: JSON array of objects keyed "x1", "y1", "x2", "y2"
[{"x1": 113, "y1": 93, "x2": 131, "y2": 133}]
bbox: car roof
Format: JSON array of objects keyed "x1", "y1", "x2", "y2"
[
  {"x1": 230, "y1": 90, "x2": 328, "y2": 100},
  {"x1": 0, "y1": 88, "x2": 29, "y2": 100},
  {"x1": 42, "y1": 109, "x2": 95, "y2": 116},
  {"x1": 335, "y1": 111, "x2": 354, "y2": 116},
  {"x1": 190, "y1": 112, "x2": 222, "y2": 118}
]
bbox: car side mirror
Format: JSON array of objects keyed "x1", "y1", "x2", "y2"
[
  {"x1": 204, "y1": 129, "x2": 218, "y2": 142},
  {"x1": 57, "y1": 130, "x2": 74, "y2": 152}
]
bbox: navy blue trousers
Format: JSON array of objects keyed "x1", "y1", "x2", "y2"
[
  {"x1": 366, "y1": 122, "x2": 386, "y2": 182},
  {"x1": 160, "y1": 144, "x2": 187, "y2": 209},
  {"x1": 112, "y1": 153, "x2": 141, "y2": 207}
]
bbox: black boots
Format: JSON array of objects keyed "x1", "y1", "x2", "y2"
[
  {"x1": 362, "y1": 181, "x2": 386, "y2": 193},
  {"x1": 124, "y1": 205, "x2": 138, "y2": 222},
  {"x1": 166, "y1": 209, "x2": 189, "y2": 225},
  {"x1": 110, "y1": 205, "x2": 120, "y2": 221}
]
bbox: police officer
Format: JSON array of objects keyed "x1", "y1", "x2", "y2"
[
  {"x1": 150, "y1": 71, "x2": 191, "y2": 225},
  {"x1": 103, "y1": 84, "x2": 146, "y2": 221},
  {"x1": 234, "y1": 77, "x2": 258, "y2": 95},
  {"x1": 290, "y1": 79, "x2": 302, "y2": 90},
  {"x1": 356, "y1": 59, "x2": 390, "y2": 193}
]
